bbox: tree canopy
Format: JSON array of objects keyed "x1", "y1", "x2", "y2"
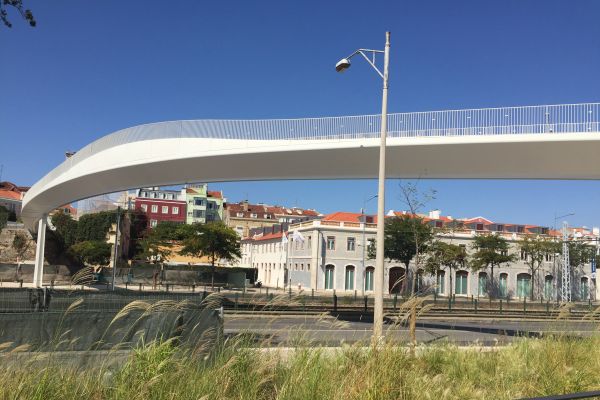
[
  {"x1": 12, "y1": 231, "x2": 30, "y2": 263},
  {"x1": 76, "y1": 211, "x2": 117, "y2": 242},
  {"x1": 179, "y1": 223, "x2": 241, "y2": 265},
  {"x1": 568, "y1": 241, "x2": 595, "y2": 271},
  {"x1": 1, "y1": 0, "x2": 35, "y2": 28},
  {"x1": 470, "y1": 234, "x2": 517, "y2": 298},
  {"x1": 179, "y1": 222, "x2": 241, "y2": 289},
  {"x1": 370, "y1": 216, "x2": 434, "y2": 268},
  {"x1": 69, "y1": 240, "x2": 112, "y2": 266},
  {"x1": 51, "y1": 211, "x2": 78, "y2": 249},
  {"x1": 518, "y1": 236, "x2": 560, "y2": 300},
  {"x1": 137, "y1": 221, "x2": 183, "y2": 264},
  {"x1": 425, "y1": 241, "x2": 467, "y2": 297}
]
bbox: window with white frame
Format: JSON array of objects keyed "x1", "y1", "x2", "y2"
[
  {"x1": 150, "y1": 219, "x2": 157, "y2": 228},
  {"x1": 347, "y1": 237, "x2": 356, "y2": 251},
  {"x1": 162, "y1": 206, "x2": 168, "y2": 214},
  {"x1": 327, "y1": 236, "x2": 335, "y2": 250},
  {"x1": 172, "y1": 206, "x2": 179, "y2": 214},
  {"x1": 151, "y1": 205, "x2": 158, "y2": 213},
  {"x1": 237, "y1": 212, "x2": 244, "y2": 217},
  {"x1": 140, "y1": 204, "x2": 148, "y2": 212}
]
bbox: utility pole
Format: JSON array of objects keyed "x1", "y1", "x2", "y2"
[{"x1": 561, "y1": 221, "x2": 571, "y2": 303}]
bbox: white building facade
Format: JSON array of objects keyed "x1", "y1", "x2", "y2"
[{"x1": 241, "y1": 211, "x2": 598, "y2": 301}]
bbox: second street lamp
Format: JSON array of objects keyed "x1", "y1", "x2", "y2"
[{"x1": 336, "y1": 31, "x2": 390, "y2": 342}]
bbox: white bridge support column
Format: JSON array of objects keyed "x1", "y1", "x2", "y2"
[{"x1": 33, "y1": 215, "x2": 47, "y2": 288}]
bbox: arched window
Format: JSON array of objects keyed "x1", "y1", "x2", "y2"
[
  {"x1": 581, "y1": 277, "x2": 589, "y2": 300},
  {"x1": 365, "y1": 267, "x2": 374, "y2": 292},
  {"x1": 436, "y1": 270, "x2": 445, "y2": 295},
  {"x1": 325, "y1": 265, "x2": 335, "y2": 290},
  {"x1": 455, "y1": 271, "x2": 468, "y2": 295},
  {"x1": 345, "y1": 265, "x2": 355, "y2": 290},
  {"x1": 544, "y1": 275, "x2": 553, "y2": 300},
  {"x1": 499, "y1": 273, "x2": 508, "y2": 298},
  {"x1": 517, "y1": 273, "x2": 531, "y2": 298},
  {"x1": 478, "y1": 272, "x2": 488, "y2": 296}
]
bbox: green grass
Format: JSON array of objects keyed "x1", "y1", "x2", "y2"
[{"x1": 1, "y1": 335, "x2": 600, "y2": 399}]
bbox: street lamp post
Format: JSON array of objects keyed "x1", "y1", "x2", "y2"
[{"x1": 336, "y1": 32, "x2": 390, "y2": 341}]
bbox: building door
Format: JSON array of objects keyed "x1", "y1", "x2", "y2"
[
  {"x1": 345, "y1": 266, "x2": 355, "y2": 290},
  {"x1": 325, "y1": 265, "x2": 335, "y2": 290},
  {"x1": 415, "y1": 270, "x2": 424, "y2": 293},
  {"x1": 436, "y1": 270, "x2": 445, "y2": 295},
  {"x1": 517, "y1": 273, "x2": 531, "y2": 298},
  {"x1": 499, "y1": 273, "x2": 508, "y2": 298},
  {"x1": 365, "y1": 267, "x2": 374, "y2": 292},
  {"x1": 581, "y1": 277, "x2": 589, "y2": 300},
  {"x1": 544, "y1": 276, "x2": 553, "y2": 300},
  {"x1": 478, "y1": 272, "x2": 488, "y2": 296},
  {"x1": 455, "y1": 271, "x2": 468, "y2": 295},
  {"x1": 388, "y1": 267, "x2": 405, "y2": 294}
]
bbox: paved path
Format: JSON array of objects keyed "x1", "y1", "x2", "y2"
[{"x1": 224, "y1": 314, "x2": 600, "y2": 346}]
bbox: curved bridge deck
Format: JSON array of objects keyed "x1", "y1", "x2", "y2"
[{"x1": 22, "y1": 103, "x2": 600, "y2": 230}]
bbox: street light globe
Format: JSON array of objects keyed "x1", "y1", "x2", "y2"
[{"x1": 335, "y1": 58, "x2": 351, "y2": 72}]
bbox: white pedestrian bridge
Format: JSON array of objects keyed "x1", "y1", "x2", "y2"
[
  {"x1": 22, "y1": 102, "x2": 600, "y2": 231},
  {"x1": 20, "y1": 102, "x2": 600, "y2": 286}
]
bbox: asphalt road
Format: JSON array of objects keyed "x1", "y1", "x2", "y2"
[{"x1": 224, "y1": 314, "x2": 600, "y2": 346}]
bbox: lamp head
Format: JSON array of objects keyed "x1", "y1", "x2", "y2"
[{"x1": 335, "y1": 58, "x2": 351, "y2": 73}]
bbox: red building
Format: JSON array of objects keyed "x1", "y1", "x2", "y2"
[{"x1": 134, "y1": 188, "x2": 186, "y2": 228}]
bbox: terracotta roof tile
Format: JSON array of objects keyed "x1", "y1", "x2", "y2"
[
  {"x1": 252, "y1": 232, "x2": 284, "y2": 242},
  {"x1": 0, "y1": 190, "x2": 22, "y2": 201},
  {"x1": 207, "y1": 190, "x2": 222, "y2": 199}
]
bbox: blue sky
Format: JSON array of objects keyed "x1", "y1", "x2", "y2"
[{"x1": 2, "y1": 0, "x2": 600, "y2": 228}]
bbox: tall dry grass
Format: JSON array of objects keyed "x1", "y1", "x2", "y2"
[
  {"x1": 1, "y1": 292, "x2": 600, "y2": 399},
  {"x1": 1, "y1": 334, "x2": 600, "y2": 399}
]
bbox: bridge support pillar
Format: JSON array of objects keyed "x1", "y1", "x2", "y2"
[{"x1": 33, "y1": 215, "x2": 47, "y2": 288}]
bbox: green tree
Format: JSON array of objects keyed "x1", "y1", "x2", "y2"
[
  {"x1": 369, "y1": 215, "x2": 434, "y2": 295},
  {"x1": 137, "y1": 221, "x2": 183, "y2": 264},
  {"x1": 51, "y1": 210, "x2": 78, "y2": 249},
  {"x1": 179, "y1": 222, "x2": 241, "y2": 290},
  {"x1": 69, "y1": 240, "x2": 112, "y2": 266},
  {"x1": 12, "y1": 231, "x2": 30, "y2": 268},
  {"x1": 424, "y1": 241, "x2": 467, "y2": 297},
  {"x1": 1, "y1": 0, "x2": 35, "y2": 28},
  {"x1": 518, "y1": 236, "x2": 560, "y2": 300},
  {"x1": 77, "y1": 211, "x2": 117, "y2": 242},
  {"x1": 568, "y1": 241, "x2": 595, "y2": 274},
  {"x1": 470, "y1": 234, "x2": 517, "y2": 298},
  {"x1": 128, "y1": 210, "x2": 148, "y2": 258},
  {"x1": 0, "y1": 205, "x2": 8, "y2": 231}
]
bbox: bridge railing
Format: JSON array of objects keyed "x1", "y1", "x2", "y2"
[{"x1": 25, "y1": 103, "x2": 600, "y2": 202}]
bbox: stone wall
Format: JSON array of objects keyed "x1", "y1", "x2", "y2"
[{"x1": 0, "y1": 226, "x2": 36, "y2": 263}]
